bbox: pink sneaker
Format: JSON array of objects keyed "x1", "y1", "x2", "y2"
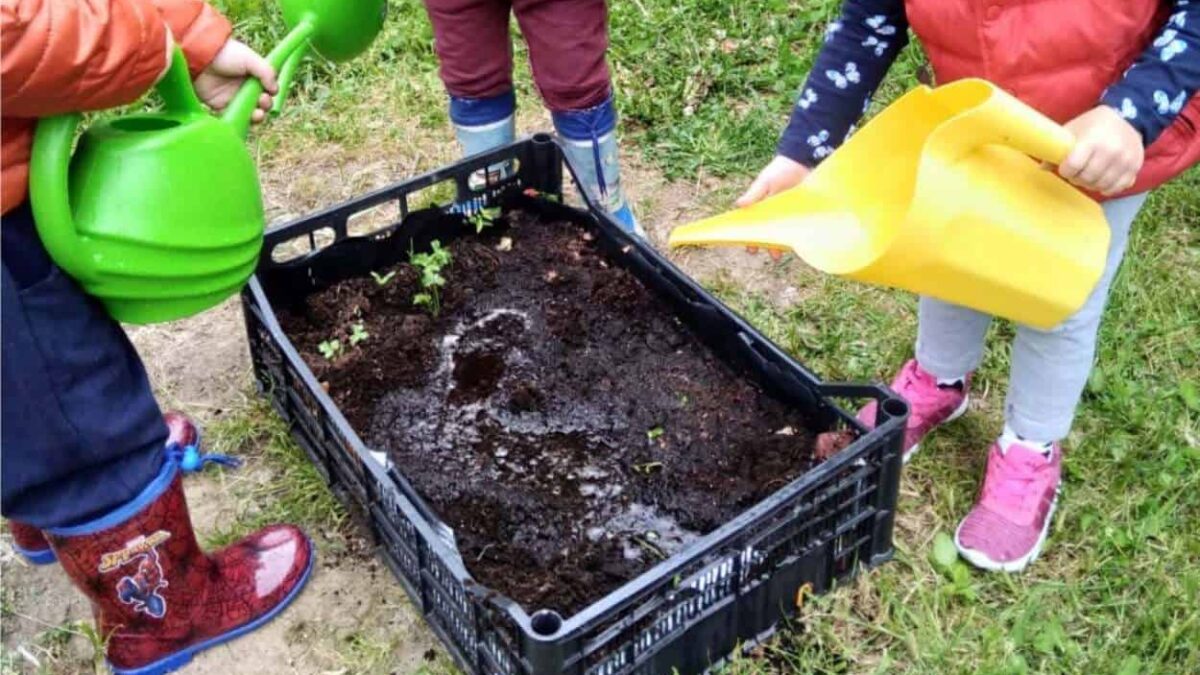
[
  {"x1": 955, "y1": 441, "x2": 1062, "y2": 572},
  {"x1": 858, "y1": 360, "x2": 970, "y2": 462}
]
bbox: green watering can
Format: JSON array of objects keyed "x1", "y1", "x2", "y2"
[{"x1": 28, "y1": 0, "x2": 387, "y2": 324}]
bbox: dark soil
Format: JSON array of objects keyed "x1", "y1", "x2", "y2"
[{"x1": 279, "y1": 210, "x2": 846, "y2": 616}]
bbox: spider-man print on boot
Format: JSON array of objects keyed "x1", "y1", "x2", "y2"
[
  {"x1": 115, "y1": 548, "x2": 168, "y2": 619},
  {"x1": 45, "y1": 458, "x2": 314, "y2": 675}
]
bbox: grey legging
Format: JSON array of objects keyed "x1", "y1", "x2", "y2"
[{"x1": 914, "y1": 192, "x2": 1149, "y2": 442}]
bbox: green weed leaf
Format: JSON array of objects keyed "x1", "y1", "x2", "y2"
[
  {"x1": 1179, "y1": 381, "x2": 1200, "y2": 412},
  {"x1": 930, "y1": 532, "x2": 958, "y2": 572},
  {"x1": 1116, "y1": 655, "x2": 1141, "y2": 675}
]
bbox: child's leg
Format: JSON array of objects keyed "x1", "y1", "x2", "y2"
[
  {"x1": 511, "y1": 0, "x2": 611, "y2": 112},
  {"x1": 1005, "y1": 192, "x2": 1148, "y2": 442},
  {"x1": 856, "y1": 297, "x2": 987, "y2": 459},
  {"x1": 916, "y1": 297, "x2": 993, "y2": 381},
  {"x1": 0, "y1": 204, "x2": 167, "y2": 530},
  {"x1": 512, "y1": 0, "x2": 642, "y2": 234},
  {"x1": 423, "y1": 0, "x2": 517, "y2": 156},
  {"x1": 954, "y1": 193, "x2": 1145, "y2": 572}
]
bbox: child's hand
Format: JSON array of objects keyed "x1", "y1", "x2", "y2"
[
  {"x1": 738, "y1": 156, "x2": 811, "y2": 260},
  {"x1": 1058, "y1": 105, "x2": 1145, "y2": 196},
  {"x1": 737, "y1": 156, "x2": 811, "y2": 208},
  {"x1": 194, "y1": 39, "x2": 278, "y2": 123}
]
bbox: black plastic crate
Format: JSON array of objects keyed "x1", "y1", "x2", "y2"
[{"x1": 241, "y1": 134, "x2": 909, "y2": 674}]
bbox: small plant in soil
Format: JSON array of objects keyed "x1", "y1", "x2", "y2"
[
  {"x1": 409, "y1": 240, "x2": 452, "y2": 317},
  {"x1": 318, "y1": 339, "x2": 343, "y2": 361},
  {"x1": 349, "y1": 322, "x2": 369, "y2": 347},
  {"x1": 370, "y1": 270, "x2": 396, "y2": 287},
  {"x1": 467, "y1": 207, "x2": 501, "y2": 234},
  {"x1": 633, "y1": 461, "x2": 664, "y2": 475}
]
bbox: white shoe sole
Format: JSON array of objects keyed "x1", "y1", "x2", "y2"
[
  {"x1": 953, "y1": 490, "x2": 1060, "y2": 573},
  {"x1": 901, "y1": 394, "x2": 970, "y2": 464}
]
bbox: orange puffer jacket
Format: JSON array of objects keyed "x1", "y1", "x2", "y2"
[{"x1": 1, "y1": 0, "x2": 232, "y2": 214}]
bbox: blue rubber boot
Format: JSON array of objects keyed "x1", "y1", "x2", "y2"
[
  {"x1": 450, "y1": 92, "x2": 517, "y2": 198},
  {"x1": 552, "y1": 97, "x2": 644, "y2": 237}
]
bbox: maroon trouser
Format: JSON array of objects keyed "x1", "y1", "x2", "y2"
[{"x1": 423, "y1": 0, "x2": 612, "y2": 112}]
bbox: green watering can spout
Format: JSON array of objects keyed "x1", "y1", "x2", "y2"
[{"x1": 27, "y1": 0, "x2": 386, "y2": 325}]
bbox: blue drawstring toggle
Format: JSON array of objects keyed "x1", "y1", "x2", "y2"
[{"x1": 170, "y1": 443, "x2": 242, "y2": 473}]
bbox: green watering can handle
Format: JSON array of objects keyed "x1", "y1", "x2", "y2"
[
  {"x1": 270, "y1": 47, "x2": 307, "y2": 117},
  {"x1": 28, "y1": 112, "x2": 90, "y2": 281},
  {"x1": 157, "y1": 47, "x2": 206, "y2": 115},
  {"x1": 223, "y1": 16, "x2": 317, "y2": 138},
  {"x1": 28, "y1": 48, "x2": 205, "y2": 283}
]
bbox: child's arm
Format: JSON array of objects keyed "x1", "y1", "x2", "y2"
[
  {"x1": 154, "y1": 0, "x2": 277, "y2": 120},
  {"x1": 1100, "y1": 2, "x2": 1200, "y2": 149},
  {"x1": 1058, "y1": 1, "x2": 1200, "y2": 195},
  {"x1": 1, "y1": 0, "x2": 174, "y2": 117},
  {"x1": 739, "y1": 0, "x2": 907, "y2": 206},
  {"x1": 152, "y1": 0, "x2": 232, "y2": 77}
]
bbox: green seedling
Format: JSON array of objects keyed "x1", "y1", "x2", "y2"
[
  {"x1": 349, "y1": 322, "x2": 369, "y2": 346},
  {"x1": 468, "y1": 207, "x2": 502, "y2": 234},
  {"x1": 633, "y1": 461, "x2": 664, "y2": 475},
  {"x1": 370, "y1": 270, "x2": 396, "y2": 286},
  {"x1": 647, "y1": 426, "x2": 665, "y2": 441},
  {"x1": 409, "y1": 240, "x2": 452, "y2": 317},
  {"x1": 318, "y1": 339, "x2": 343, "y2": 360},
  {"x1": 632, "y1": 533, "x2": 667, "y2": 561}
]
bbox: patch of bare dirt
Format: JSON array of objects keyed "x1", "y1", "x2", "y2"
[{"x1": 620, "y1": 158, "x2": 816, "y2": 307}]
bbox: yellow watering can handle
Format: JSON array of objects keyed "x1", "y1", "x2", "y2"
[{"x1": 959, "y1": 83, "x2": 1077, "y2": 166}]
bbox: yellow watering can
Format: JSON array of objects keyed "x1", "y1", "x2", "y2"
[{"x1": 668, "y1": 79, "x2": 1110, "y2": 329}]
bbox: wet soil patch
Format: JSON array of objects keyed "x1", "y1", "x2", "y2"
[{"x1": 279, "y1": 211, "x2": 842, "y2": 616}]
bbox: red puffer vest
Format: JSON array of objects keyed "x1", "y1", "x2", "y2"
[{"x1": 906, "y1": 0, "x2": 1199, "y2": 195}]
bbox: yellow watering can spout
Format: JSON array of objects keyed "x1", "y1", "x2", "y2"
[
  {"x1": 669, "y1": 79, "x2": 1110, "y2": 330},
  {"x1": 668, "y1": 201, "x2": 876, "y2": 275}
]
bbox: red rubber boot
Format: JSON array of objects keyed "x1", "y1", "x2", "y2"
[
  {"x1": 45, "y1": 459, "x2": 314, "y2": 675},
  {"x1": 8, "y1": 521, "x2": 55, "y2": 565},
  {"x1": 4, "y1": 413, "x2": 203, "y2": 568}
]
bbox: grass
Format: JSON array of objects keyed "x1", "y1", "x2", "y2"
[
  {"x1": 0, "y1": 617, "x2": 107, "y2": 675},
  {"x1": 200, "y1": 398, "x2": 344, "y2": 549},
  {"x1": 144, "y1": 0, "x2": 1200, "y2": 672}
]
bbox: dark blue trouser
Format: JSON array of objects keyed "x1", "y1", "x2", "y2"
[{"x1": 1, "y1": 203, "x2": 166, "y2": 529}]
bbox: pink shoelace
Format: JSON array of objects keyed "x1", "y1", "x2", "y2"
[{"x1": 979, "y1": 446, "x2": 1056, "y2": 524}]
